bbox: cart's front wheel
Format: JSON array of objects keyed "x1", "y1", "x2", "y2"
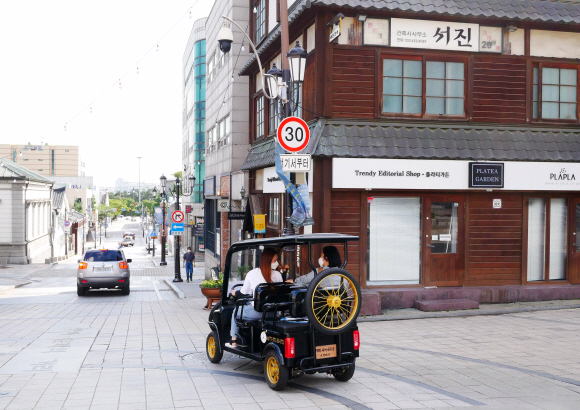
[
  {"x1": 333, "y1": 362, "x2": 355, "y2": 382},
  {"x1": 264, "y1": 351, "x2": 289, "y2": 391},
  {"x1": 206, "y1": 332, "x2": 223, "y2": 364}
]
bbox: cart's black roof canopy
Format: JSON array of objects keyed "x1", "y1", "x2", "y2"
[{"x1": 228, "y1": 233, "x2": 359, "y2": 253}]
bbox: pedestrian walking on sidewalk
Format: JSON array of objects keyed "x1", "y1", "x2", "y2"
[{"x1": 183, "y1": 247, "x2": 195, "y2": 282}]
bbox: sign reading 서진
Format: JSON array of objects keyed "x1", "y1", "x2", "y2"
[{"x1": 391, "y1": 18, "x2": 479, "y2": 52}]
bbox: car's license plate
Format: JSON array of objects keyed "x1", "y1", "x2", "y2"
[
  {"x1": 315, "y1": 344, "x2": 337, "y2": 359},
  {"x1": 94, "y1": 267, "x2": 113, "y2": 272}
]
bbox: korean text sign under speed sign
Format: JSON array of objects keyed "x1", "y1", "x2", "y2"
[
  {"x1": 172, "y1": 210, "x2": 185, "y2": 223},
  {"x1": 277, "y1": 116, "x2": 310, "y2": 152}
]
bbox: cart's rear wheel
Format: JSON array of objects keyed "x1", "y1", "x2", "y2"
[
  {"x1": 305, "y1": 268, "x2": 361, "y2": 335},
  {"x1": 333, "y1": 362, "x2": 355, "y2": 382},
  {"x1": 206, "y1": 331, "x2": 223, "y2": 364},
  {"x1": 264, "y1": 351, "x2": 289, "y2": 391}
]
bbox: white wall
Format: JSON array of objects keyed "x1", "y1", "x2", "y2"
[
  {"x1": 0, "y1": 184, "x2": 12, "y2": 243},
  {"x1": 531, "y1": 30, "x2": 580, "y2": 59}
]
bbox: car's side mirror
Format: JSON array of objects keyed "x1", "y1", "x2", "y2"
[{"x1": 127, "y1": 259, "x2": 132, "y2": 263}]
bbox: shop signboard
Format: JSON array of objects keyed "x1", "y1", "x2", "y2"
[
  {"x1": 333, "y1": 158, "x2": 580, "y2": 191},
  {"x1": 254, "y1": 215, "x2": 266, "y2": 234},
  {"x1": 228, "y1": 212, "x2": 245, "y2": 220},
  {"x1": 391, "y1": 18, "x2": 480, "y2": 52},
  {"x1": 217, "y1": 199, "x2": 230, "y2": 212},
  {"x1": 469, "y1": 163, "x2": 504, "y2": 188},
  {"x1": 193, "y1": 226, "x2": 204, "y2": 236}
]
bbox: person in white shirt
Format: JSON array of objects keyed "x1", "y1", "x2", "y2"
[{"x1": 226, "y1": 247, "x2": 288, "y2": 348}]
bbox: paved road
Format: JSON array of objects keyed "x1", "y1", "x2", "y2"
[{"x1": 0, "y1": 219, "x2": 579, "y2": 409}]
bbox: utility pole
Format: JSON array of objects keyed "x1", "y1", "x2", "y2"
[
  {"x1": 137, "y1": 157, "x2": 142, "y2": 204},
  {"x1": 173, "y1": 178, "x2": 183, "y2": 282}
]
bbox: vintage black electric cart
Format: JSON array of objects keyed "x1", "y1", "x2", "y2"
[{"x1": 205, "y1": 233, "x2": 361, "y2": 390}]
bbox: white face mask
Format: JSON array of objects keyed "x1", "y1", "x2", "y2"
[
  {"x1": 318, "y1": 257, "x2": 325, "y2": 267},
  {"x1": 271, "y1": 261, "x2": 279, "y2": 269},
  {"x1": 187, "y1": 250, "x2": 191, "y2": 253}
]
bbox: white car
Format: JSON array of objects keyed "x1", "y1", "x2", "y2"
[{"x1": 119, "y1": 237, "x2": 134, "y2": 247}]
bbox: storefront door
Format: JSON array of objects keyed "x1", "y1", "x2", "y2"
[
  {"x1": 424, "y1": 196, "x2": 465, "y2": 286},
  {"x1": 569, "y1": 198, "x2": 580, "y2": 284}
]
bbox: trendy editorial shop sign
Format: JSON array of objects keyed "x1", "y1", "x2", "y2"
[{"x1": 332, "y1": 158, "x2": 580, "y2": 191}]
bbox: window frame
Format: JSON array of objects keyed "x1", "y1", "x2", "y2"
[
  {"x1": 532, "y1": 62, "x2": 580, "y2": 124},
  {"x1": 267, "y1": 194, "x2": 280, "y2": 228},
  {"x1": 379, "y1": 53, "x2": 468, "y2": 120},
  {"x1": 254, "y1": 92, "x2": 266, "y2": 141},
  {"x1": 254, "y1": 0, "x2": 267, "y2": 45}
]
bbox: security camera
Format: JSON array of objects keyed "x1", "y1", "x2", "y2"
[{"x1": 217, "y1": 25, "x2": 233, "y2": 53}]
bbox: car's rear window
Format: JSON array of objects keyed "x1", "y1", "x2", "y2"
[{"x1": 84, "y1": 250, "x2": 123, "y2": 262}]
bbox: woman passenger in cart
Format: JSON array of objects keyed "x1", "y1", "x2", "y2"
[
  {"x1": 225, "y1": 247, "x2": 289, "y2": 348},
  {"x1": 288, "y1": 245, "x2": 342, "y2": 286}
]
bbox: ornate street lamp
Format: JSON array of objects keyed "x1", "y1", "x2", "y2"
[
  {"x1": 287, "y1": 41, "x2": 307, "y2": 84},
  {"x1": 266, "y1": 63, "x2": 283, "y2": 98}
]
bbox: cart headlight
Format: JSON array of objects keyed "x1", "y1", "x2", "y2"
[
  {"x1": 353, "y1": 330, "x2": 360, "y2": 350},
  {"x1": 285, "y1": 338, "x2": 295, "y2": 358}
]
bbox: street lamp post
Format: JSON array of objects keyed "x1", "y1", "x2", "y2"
[
  {"x1": 156, "y1": 174, "x2": 195, "y2": 280},
  {"x1": 137, "y1": 157, "x2": 142, "y2": 204},
  {"x1": 159, "y1": 175, "x2": 168, "y2": 266},
  {"x1": 218, "y1": 6, "x2": 307, "y2": 276}
]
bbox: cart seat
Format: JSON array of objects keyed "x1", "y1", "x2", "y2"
[
  {"x1": 265, "y1": 319, "x2": 310, "y2": 334},
  {"x1": 254, "y1": 283, "x2": 295, "y2": 312}
]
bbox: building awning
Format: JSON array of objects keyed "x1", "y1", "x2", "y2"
[
  {"x1": 241, "y1": 120, "x2": 580, "y2": 169},
  {"x1": 69, "y1": 211, "x2": 86, "y2": 222}
]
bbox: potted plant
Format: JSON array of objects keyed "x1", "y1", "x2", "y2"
[{"x1": 200, "y1": 273, "x2": 223, "y2": 310}]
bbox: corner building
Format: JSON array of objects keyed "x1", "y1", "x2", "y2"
[{"x1": 239, "y1": 0, "x2": 580, "y2": 308}]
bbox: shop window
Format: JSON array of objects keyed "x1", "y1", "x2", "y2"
[
  {"x1": 255, "y1": 0, "x2": 266, "y2": 44},
  {"x1": 533, "y1": 66, "x2": 577, "y2": 120},
  {"x1": 527, "y1": 198, "x2": 568, "y2": 281},
  {"x1": 269, "y1": 98, "x2": 280, "y2": 135},
  {"x1": 255, "y1": 96, "x2": 265, "y2": 140},
  {"x1": 382, "y1": 57, "x2": 465, "y2": 117},
  {"x1": 368, "y1": 197, "x2": 421, "y2": 285},
  {"x1": 268, "y1": 197, "x2": 279, "y2": 225}
]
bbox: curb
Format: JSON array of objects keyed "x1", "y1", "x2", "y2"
[
  {"x1": 164, "y1": 278, "x2": 185, "y2": 299},
  {"x1": 358, "y1": 303, "x2": 580, "y2": 322},
  {"x1": 0, "y1": 280, "x2": 33, "y2": 294}
]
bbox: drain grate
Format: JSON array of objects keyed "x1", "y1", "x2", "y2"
[{"x1": 181, "y1": 351, "x2": 243, "y2": 363}]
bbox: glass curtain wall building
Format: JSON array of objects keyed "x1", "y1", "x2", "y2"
[{"x1": 182, "y1": 18, "x2": 206, "y2": 252}]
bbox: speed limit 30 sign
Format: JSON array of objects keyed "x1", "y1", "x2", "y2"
[{"x1": 277, "y1": 116, "x2": 310, "y2": 152}]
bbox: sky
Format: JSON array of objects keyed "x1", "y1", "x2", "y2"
[{"x1": 0, "y1": 0, "x2": 215, "y2": 190}]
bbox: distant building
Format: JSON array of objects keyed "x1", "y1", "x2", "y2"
[
  {"x1": 0, "y1": 144, "x2": 85, "y2": 177},
  {"x1": 114, "y1": 178, "x2": 156, "y2": 193}
]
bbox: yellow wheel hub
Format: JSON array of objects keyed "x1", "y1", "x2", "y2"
[
  {"x1": 312, "y1": 273, "x2": 359, "y2": 330},
  {"x1": 327, "y1": 295, "x2": 342, "y2": 308},
  {"x1": 266, "y1": 357, "x2": 279, "y2": 384},
  {"x1": 208, "y1": 336, "x2": 216, "y2": 358}
]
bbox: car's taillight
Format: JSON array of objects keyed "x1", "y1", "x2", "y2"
[
  {"x1": 119, "y1": 262, "x2": 128, "y2": 269},
  {"x1": 118, "y1": 279, "x2": 125, "y2": 283},
  {"x1": 285, "y1": 338, "x2": 295, "y2": 358},
  {"x1": 81, "y1": 280, "x2": 88, "y2": 283},
  {"x1": 353, "y1": 330, "x2": 360, "y2": 350},
  {"x1": 78, "y1": 262, "x2": 87, "y2": 269}
]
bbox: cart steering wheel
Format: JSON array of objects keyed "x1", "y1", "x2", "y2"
[{"x1": 229, "y1": 283, "x2": 243, "y2": 299}]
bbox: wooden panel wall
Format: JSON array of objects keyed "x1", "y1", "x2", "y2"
[
  {"x1": 468, "y1": 193, "x2": 523, "y2": 286},
  {"x1": 332, "y1": 47, "x2": 375, "y2": 118},
  {"x1": 472, "y1": 57, "x2": 527, "y2": 123},
  {"x1": 303, "y1": 54, "x2": 316, "y2": 122},
  {"x1": 329, "y1": 191, "x2": 362, "y2": 282}
]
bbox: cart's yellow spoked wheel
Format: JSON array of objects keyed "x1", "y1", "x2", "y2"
[
  {"x1": 311, "y1": 273, "x2": 359, "y2": 331},
  {"x1": 207, "y1": 336, "x2": 216, "y2": 359},
  {"x1": 266, "y1": 357, "x2": 280, "y2": 384}
]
